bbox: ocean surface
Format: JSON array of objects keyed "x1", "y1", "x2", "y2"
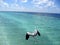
[{"x1": 0, "y1": 11, "x2": 60, "y2": 45}]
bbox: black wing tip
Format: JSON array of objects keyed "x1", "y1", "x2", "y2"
[
  {"x1": 37, "y1": 31, "x2": 40, "y2": 36},
  {"x1": 26, "y1": 33, "x2": 29, "y2": 40}
]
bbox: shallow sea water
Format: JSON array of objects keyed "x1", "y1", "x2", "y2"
[{"x1": 0, "y1": 12, "x2": 60, "y2": 45}]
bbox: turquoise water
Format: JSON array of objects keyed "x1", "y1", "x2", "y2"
[{"x1": 0, "y1": 12, "x2": 60, "y2": 45}]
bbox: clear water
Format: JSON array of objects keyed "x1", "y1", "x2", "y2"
[{"x1": 0, "y1": 11, "x2": 60, "y2": 45}]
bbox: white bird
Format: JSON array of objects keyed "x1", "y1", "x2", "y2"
[{"x1": 26, "y1": 29, "x2": 40, "y2": 40}]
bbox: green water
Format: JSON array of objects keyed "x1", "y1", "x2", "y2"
[{"x1": 0, "y1": 12, "x2": 60, "y2": 45}]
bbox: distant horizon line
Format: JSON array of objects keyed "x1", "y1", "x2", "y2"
[{"x1": 0, "y1": 11, "x2": 60, "y2": 14}]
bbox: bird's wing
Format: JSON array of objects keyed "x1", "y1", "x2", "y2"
[
  {"x1": 26, "y1": 33, "x2": 29, "y2": 40},
  {"x1": 37, "y1": 31, "x2": 40, "y2": 36}
]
